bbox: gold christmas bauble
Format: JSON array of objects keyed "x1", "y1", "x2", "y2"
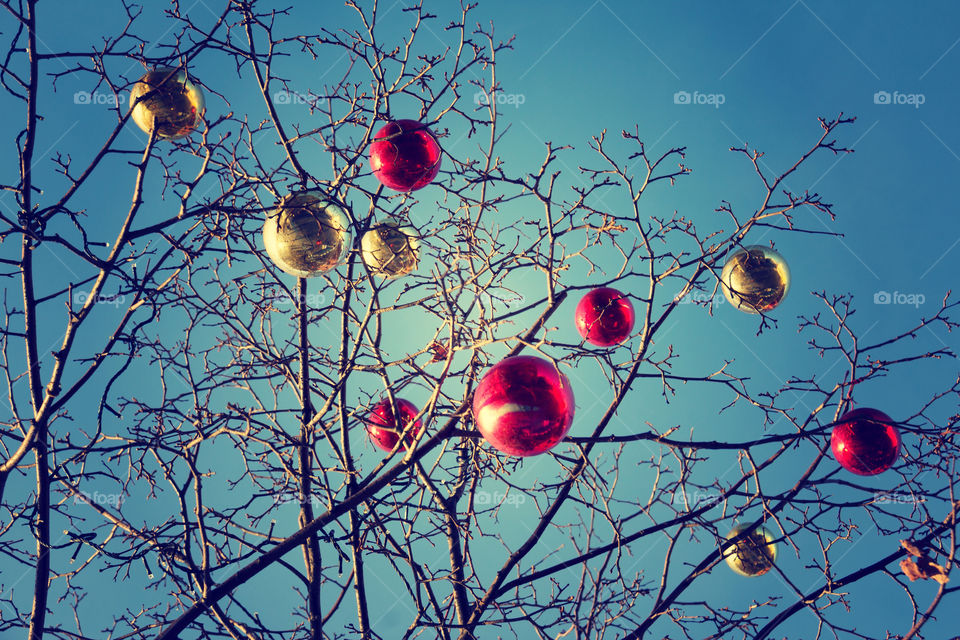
[
  {"x1": 720, "y1": 245, "x2": 790, "y2": 313},
  {"x1": 360, "y1": 220, "x2": 420, "y2": 277},
  {"x1": 262, "y1": 192, "x2": 351, "y2": 278},
  {"x1": 723, "y1": 524, "x2": 778, "y2": 577},
  {"x1": 129, "y1": 67, "x2": 205, "y2": 140}
]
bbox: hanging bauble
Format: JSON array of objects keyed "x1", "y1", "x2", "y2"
[
  {"x1": 365, "y1": 397, "x2": 424, "y2": 452},
  {"x1": 575, "y1": 287, "x2": 635, "y2": 346},
  {"x1": 472, "y1": 355, "x2": 575, "y2": 457},
  {"x1": 723, "y1": 524, "x2": 778, "y2": 577},
  {"x1": 262, "y1": 192, "x2": 351, "y2": 278},
  {"x1": 369, "y1": 119, "x2": 442, "y2": 191},
  {"x1": 361, "y1": 220, "x2": 420, "y2": 277},
  {"x1": 129, "y1": 67, "x2": 205, "y2": 140},
  {"x1": 830, "y1": 408, "x2": 901, "y2": 476},
  {"x1": 720, "y1": 245, "x2": 790, "y2": 313}
]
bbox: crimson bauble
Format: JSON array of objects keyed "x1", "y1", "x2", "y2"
[
  {"x1": 830, "y1": 408, "x2": 901, "y2": 476},
  {"x1": 472, "y1": 355, "x2": 575, "y2": 457},
  {"x1": 369, "y1": 120, "x2": 441, "y2": 191},
  {"x1": 575, "y1": 287, "x2": 635, "y2": 346},
  {"x1": 366, "y1": 397, "x2": 423, "y2": 452}
]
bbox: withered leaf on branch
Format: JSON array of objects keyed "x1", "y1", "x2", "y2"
[
  {"x1": 899, "y1": 540, "x2": 950, "y2": 585},
  {"x1": 427, "y1": 341, "x2": 448, "y2": 363}
]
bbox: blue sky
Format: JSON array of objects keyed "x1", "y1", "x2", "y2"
[{"x1": 2, "y1": 1, "x2": 959, "y2": 638}]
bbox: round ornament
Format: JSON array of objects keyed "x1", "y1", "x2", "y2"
[
  {"x1": 472, "y1": 355, "x2": 575, "y2": 457},
  {"x1": 369, "y1": 119, "x2": 442, "y2": 191},
  {"x1": 720, "y1": 245, "x2": 790, "y2": 313},
  {"x1": 129, "y1": 67, "x2": 205, "y2": 139}
]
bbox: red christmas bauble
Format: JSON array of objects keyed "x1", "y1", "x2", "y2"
[
  {"x1": 574, "y1": 287, "x2": 635, "y2": 346},
  {"x1": 830, "y1": 408, "x2": 901, "y2": 476},
  {"x1": 366, "y1": 397, "x2": 423, "y2": 452},
  {"x1": 472, "y1": 355, "x2": 575, "y2": 457},
  {"x1": 369, "y1": 120, "x2": 442, "y2": 191}
]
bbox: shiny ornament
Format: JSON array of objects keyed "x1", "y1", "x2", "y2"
[
  {"x1": 472, "y1": 355, "x2": 575, "y2": 457},
  {"x1": 720, "y1": 245, "x2": 790, "y2": 313},
  {"x1": 262, "y1": 192, "x2": 351, "y2": 278},
  {"x1": 723, "y1": 525, "x2": 778, "y2": 577},
  {"x1": 366, "y1": 397, "x2": 424, "y2": 452},
  {"x1": 361, "y1": 220, "x2": 420, "y2": 277},
  {"x1": 369, "y1": 119, "x2": 442, "y2": 191},
  {"x1": 129, "y1": 67, "x2": 205, "y2": 140},
  {"x1": 575, "y1": 287, "x2": 635, "y2": 346},
  {"x1": 830, "y1": 408, "x2": 901, "y2": 476}
]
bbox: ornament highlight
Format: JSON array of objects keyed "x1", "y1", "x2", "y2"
[
  {"x1": 830, "y1": 408, "x2": 901, "y2": 476},
  {"x1": 723, "y1": 525, "x2": 778, "y2": 577},
  {"x1": 370, "y1": 119, "x2": 442, "y2": 191},
  {"x1": 262, "y1": 192, "x2": 351, "y2": 278},
  {"x1": 361, "y1": 220, "x2": 420, "y2": 277},
  {"x1": 472, "y1": 355, "x2": 575, "y2": 457},
  {"x1": 366, "y1": 397, "x2": 424, "y2": 452},
  {"x1": 720, "y1": 245, "x2": 790, "y2": 313},
  {"x1": 575, "y1": 287, "x2": 635, "y2": 346},
  {"x1": 129, "y1": 67, "x2": 205, "y2": 140}
]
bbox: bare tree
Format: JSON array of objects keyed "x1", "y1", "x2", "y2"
[{"x1": 0, "y1": 1, "x2": 956, "y2": 639}]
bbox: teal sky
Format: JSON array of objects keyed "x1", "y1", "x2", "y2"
[{"x1": 1, "y1": 1, "x2": 958, "y2": 638}]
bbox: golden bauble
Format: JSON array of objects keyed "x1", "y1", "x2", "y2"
[
  {"x1": 720, "y1": 245, "x2": 790, "y2": 313},
  {"x1": 723, "y1": 524, "x2": 778, "y2": 577},
  {"x1": 262, "y1": 192, "x2": 351, "y2": 278},
  {"x1": 360, "y1": 220, "x2": 420, "y2": 277},
  {"x1": 129, "y1": 67, "x2": 205, "y2": 140}
]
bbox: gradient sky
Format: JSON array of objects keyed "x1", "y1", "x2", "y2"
[{"x1": 2, "y1": 1, "x2": 959, "y2": 638}]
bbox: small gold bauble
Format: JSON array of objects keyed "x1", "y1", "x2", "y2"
[
  {"x1": 723, "y1": 524, "x2": 778, "y2": 577},
  {"x1": 720, "y1": 245, "x2": 790, "y2": 314},
  {"x1": 262, "y1": 192, "x2": 351, "y2": 278},
  {"x1": 129, "y1": 67, "x2": 205, "y2": 140},
  {"x1": 360, "y1": 220, "x2": 420, "y2": 277}
]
